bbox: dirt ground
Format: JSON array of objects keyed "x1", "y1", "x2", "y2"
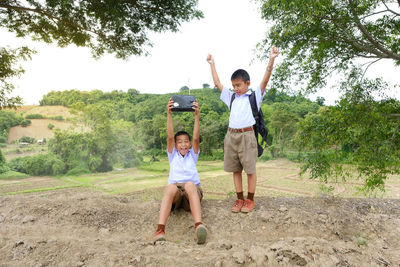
[{"x1": 0, "y1": 188, "x2": 399, "y2": 267}]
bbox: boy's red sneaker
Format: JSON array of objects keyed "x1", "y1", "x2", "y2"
[
  {"x1": 153, "y1": 229, "x2": 166, "y2": 244},
  {"x1": 195, "y1": 224, "x2": 208, "y2": 244},
  {"x1": 241, "y1": 199, "x2": 255, "y2": 213},
  {"x1": 231, "y1": 199, "x2": 244, "y2": 213}
]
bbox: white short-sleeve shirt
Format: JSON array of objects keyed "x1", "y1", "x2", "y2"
[
  {"x1": 220, "y1": 85, "x2": 265, "y2": 128},
  {"x1": 167, "y1": 147, "x2": 200, "y2": 186}
]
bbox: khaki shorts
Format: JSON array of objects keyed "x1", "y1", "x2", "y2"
[
  {"x1": 224, "y1": 129, "x2": 257, "y2": 174},
  {"x1": 171, "y1": 183, "x2": 203, "y2": 211}
]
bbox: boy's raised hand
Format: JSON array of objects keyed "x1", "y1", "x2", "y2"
[
  {"x1": 167, "y1": 98, "x2": 174, "y2": 114},
  {"x1": 270, "y1": 46, "x2": 279, "y2": 59},
  {"x1": 206, "y1": 54, "x2": 214, "y2": 64},
  {"x1": 192, "y1": 100, "x2": 199, "y2": 116}
]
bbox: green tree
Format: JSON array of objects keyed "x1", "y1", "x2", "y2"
[
  {"x1": 180, "y1": 86, "x2": 190, "y2": 92},
  {"x1": 258, "y1": 0, "x2": 400, "y2": 91},
  {"x1": 268, "y1": 103, "x2": 299, "y2": 157},
  {"x1": 1, "y1": 0, "x2": 202, "y2": 106},
  {"x1": 296, "y1": 70, "x2": 400, "y2": 192},
  {"x1": 0, "y1": 46, "x2": 34, "y2": 108}
]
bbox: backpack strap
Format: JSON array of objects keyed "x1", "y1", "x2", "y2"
[
  {"x1": 229, "y1": 93, "x2": 236, "y2": 110},
  {"x1": 248, "y1": 91, "x2": 258, "y2": 120}
]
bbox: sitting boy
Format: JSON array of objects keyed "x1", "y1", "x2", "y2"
[{"x1": 153, "y1": 98, "x2": 207, "y2": 244}]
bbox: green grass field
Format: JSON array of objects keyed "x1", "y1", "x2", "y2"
[{"x1": 0, "y1": 158, "x2": 399, "y2": 200}]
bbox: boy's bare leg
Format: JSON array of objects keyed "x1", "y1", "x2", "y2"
[
  {"x1": 247, "y1": 173, "x2": 257, "y2": 194},
  {"x1": 184, "y1": 182, "x2": 202, "y2": 223},
  {"x1": 233, "y1": 171, "x2": 243, "y2": 193},
  {"x1": 158, "y1": 184, "x2": 180, "y2": 225},
  {"x1": 184, "y1": 182, "x2": 207, "y2": 244}
]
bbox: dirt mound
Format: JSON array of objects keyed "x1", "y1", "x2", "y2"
[{"x1": 0, "y1": 189, "x2": 399, "y2": 266}]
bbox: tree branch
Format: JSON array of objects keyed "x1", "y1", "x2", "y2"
[
  {"x1": 331, "y1": 20, "x2": 390, "y2": 58},
  {"x1": 360, "y1": 58, "x2": 382, "y2": 81},
  {"x1": 348, "y1": 0, "x2": 400, "y2": 61},
  {"x1": 360, "y1": 9, "x2": 391, "y2": 19},
  {"x1": 381, "y1": 0, "x2": 400, "y2": 16},
  {"x1": 0, "y1": 3, "x2": 98, "y2": 36}
]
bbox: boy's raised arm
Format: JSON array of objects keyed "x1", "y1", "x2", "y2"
[
  {"x1": 207, "y1": 54, "x2": 223, "y2": 92},
  {"x1": 192, "y1": 100, "x2": 200, "y2": 154},
  {"x1": 167, "y1": 98, "x2": 175, "y2": 153},
  {"x1": 260, "y1": 46, "x2": 279, "y2": 94}
]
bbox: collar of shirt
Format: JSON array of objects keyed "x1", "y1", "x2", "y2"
[{"x1": 234, "y1": 90, "x2": 252, "y2": 98}]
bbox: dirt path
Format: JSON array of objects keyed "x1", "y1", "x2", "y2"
[{"x1": 1, "y1": 188, "x2": 399, "y2": 266}]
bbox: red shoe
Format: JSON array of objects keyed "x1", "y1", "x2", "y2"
[
  {"x1": 241, "y1": 199, "x2": 255, "y2": 213},
  {"x1": 231, "y1": 199, "x2": 244, "y2": 213},
  {"x1": 153, "y1": 229, "x2": 166, "y2": 244}
]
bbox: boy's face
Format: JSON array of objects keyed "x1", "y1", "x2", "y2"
[
  {"x1": 231, "y1": 78, "x2": 250, "y2": 96},
  {"x1": 175, "y1": 134, "x2": 191, "y2": 156}
]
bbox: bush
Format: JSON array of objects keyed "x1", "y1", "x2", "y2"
[
  {"x1": 9, "y1": 154, "x2": 66, "y2": 176},
  {"x1": 0, "y1": 164, "x2": 10, "y2": 174},
  {"x1": 19, "y1": 136, "x2": 36, "y2": 144},
  {"x1": 8, "y1": 157, "x2": 26, "y2": 173},
  {"x1": 66, "y1": 166, "x2": 90, "y2": 176},
  {"x1": 48, "y1": 123, "x2": 55, "y2": 130},
  {"x1": 50, "y1": 115, "x2": 64, "y2": 121},
  {"x1": 258, "y1": 152, "x2": 273, "y2": 162},
  {"x1": 25, "y1": 114, "x2": 44, "y2": 119},
  {"x1": 20, "y1": 119, "x2": 31, "y2": 127},
  {"x1": 0, "y1": 136, "x2": 7, "y2": 143}
]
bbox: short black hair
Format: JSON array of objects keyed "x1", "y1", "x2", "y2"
[
  {"x1": 174, "y1": 131, "x2": 191, "y2": 142},
  {"x1": 231, "y1": 69, "x2": 250, "y2": 82}
]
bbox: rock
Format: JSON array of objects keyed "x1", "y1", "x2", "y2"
[
  {"x1": 232, "y1": 251, "x2": 246, "y2": 264},
  {"x1": 279, "y1": 206, "x2": 288, "y2": 212},
  {"x1": 22, "y1": 215, "x2": 36, "y2": 223},
  {"x1": 248, "y1": 246, "x2": 267, "y2": 265},
  {"x1": 0, "y1": 214, "x2": 5, "y2": 223}
]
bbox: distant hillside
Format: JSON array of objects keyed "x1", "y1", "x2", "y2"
[
  {"x1": 7, "y1": 105, "x2": 85, "y2": 143},
  {"x1": 13, "y1": 105, "x2": 74, "y2": 119}
]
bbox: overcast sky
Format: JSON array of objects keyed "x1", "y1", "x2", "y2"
[{"x1": 3, "y1": 0, "x2": 399, "y2": 106}]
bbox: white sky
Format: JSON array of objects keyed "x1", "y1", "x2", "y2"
[{"x1": 2, "y1": 0, "x2": 400, "y2": 106}]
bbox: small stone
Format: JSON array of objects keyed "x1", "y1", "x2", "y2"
[
  {"x1": 233, "y1": 251, "x2": 246, "y2": 264},
  {"x1": 278, "y1": 206, "x2": 288, "y2": 212},
  {"x1": 22, "y1": 215, "x2": 36, "y2": 223}
]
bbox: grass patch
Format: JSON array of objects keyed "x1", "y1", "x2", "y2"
[{"x1": 0, "y1": 171, "x2": 29, "y2": 180}]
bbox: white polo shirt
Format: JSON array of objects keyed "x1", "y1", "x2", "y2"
[
  {"x1": 220, "y1": 86, "x2": 265, "y2": 129},
  {"x1": 167, "y1": 147, "x2": 200, "y2": 186}
]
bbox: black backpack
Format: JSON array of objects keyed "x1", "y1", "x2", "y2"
[{"x1": 230, "y1": 92, "x2": 268, "y2": 157}]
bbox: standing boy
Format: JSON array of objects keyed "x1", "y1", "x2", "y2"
[
  {"x1": 206, "y1": 46, "x2": 279, "y2": 213},
  {"x1": 153, "y1": 98, "x2": 207, "y2": 244}
]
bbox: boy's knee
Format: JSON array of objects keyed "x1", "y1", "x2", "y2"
[
  {"x1": 165, "y1": 184, "x2": 178, "y2": 195},
  {"x1": 184, "y1": 181, "x2": 197, "y2": 193}
]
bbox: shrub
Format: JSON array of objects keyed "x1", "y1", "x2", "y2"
[
  {"x1": 48, "y1": 123, "x2": 55, "y2": 130},
  {"x1": 25, "y1": 114, "x2": 44, "y2": 119},
  {"x1": 19, "y1": 136, "x2": 36, "y2": 144},
  {"x1": 21, "y1": 119, "x2": 31, "y2": 127},
  {"x1": 50, "y1": 115, "x2": 64, "y2": 121},
  {"x1": 66, "y1": 166, "x2": 90, "y2": 176},
  {"x1": 0, "y1": 164, "x2": 10, "y2": 174},
  {"x1": 258, "y1": 153, "x2": 273, "y2": 162},
  {"x1": 10, "y1": 154, "x2": 66, "y2": 176},
  {"x1": 8, "y1": 157, "x2": 26, "y2": 173},
  {"x1": 0, "y1": 136, "x2": 7, "y2": 143}
]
